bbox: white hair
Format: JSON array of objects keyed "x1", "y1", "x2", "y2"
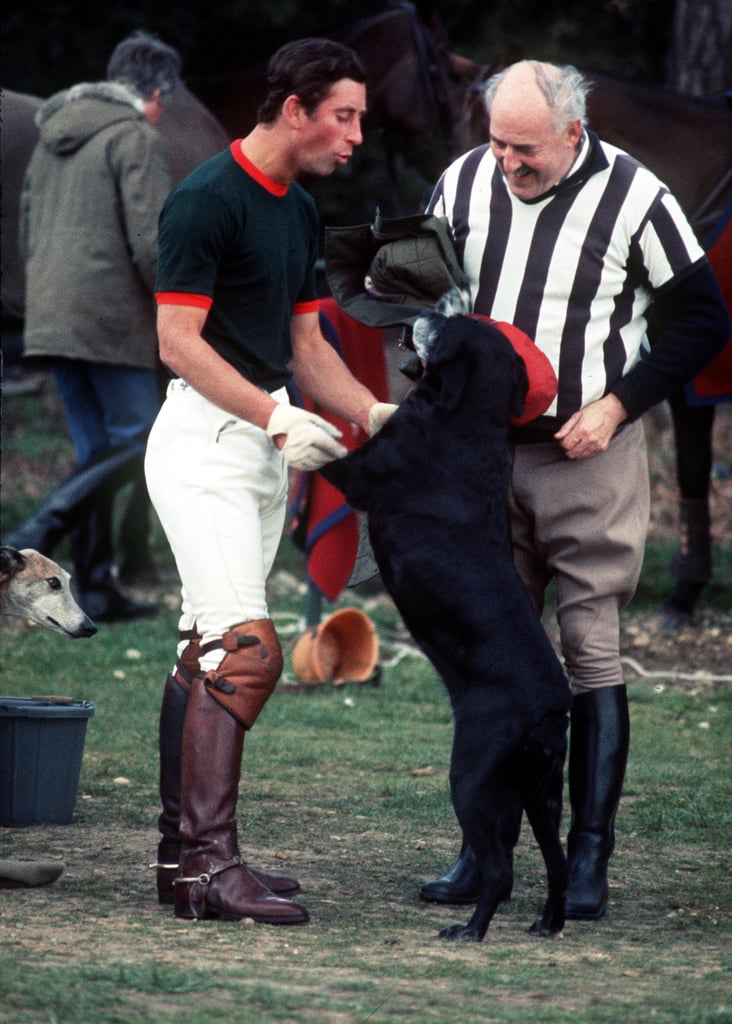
[{"x1": 484, "y1": 60, "x2": 590, "y2": 131}]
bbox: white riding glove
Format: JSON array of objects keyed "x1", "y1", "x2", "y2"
[
  {"x1": 368, "y1": 402, "x2": 398, "y2": 435},
  {"x1": 266, "y1": 404, "x2": 347, "y2": 471}
]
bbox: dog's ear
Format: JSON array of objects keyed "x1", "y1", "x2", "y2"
[
  {"x1": 511, "y1": 353, "x2": 530, "y2": 420},
  {"x1": 423, "y1": 319, "x2": 472, "y2": 411},
  {"x1": 0, "y1": 546, "x2": 25, "y2": 584},
  {"x1": 434, "y1": 360, "x2": 470, "y2": 410}
]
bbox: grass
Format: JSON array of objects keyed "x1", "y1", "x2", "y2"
[
  {"x1": 0, "y1": 652, "x2": 730, "y2": 1023},
  {"x1": 1, "y1": 378, "x2": 731, "y2": 1023}
]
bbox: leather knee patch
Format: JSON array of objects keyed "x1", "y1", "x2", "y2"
[{"x1": 202, "y1": 620, "x2": 283, "y2": 729}]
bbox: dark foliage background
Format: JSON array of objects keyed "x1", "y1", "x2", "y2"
[{"x1": 3, "y1": 0, "x2": 673, "y2": 99}]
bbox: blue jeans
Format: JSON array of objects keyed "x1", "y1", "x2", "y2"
[{"x1": 51, "y1": 358, "x2": 161, "y2": 467}]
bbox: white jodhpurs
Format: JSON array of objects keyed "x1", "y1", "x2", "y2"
[{"x1": 145, "y1": 380, "x2": 290, "y2": 655}]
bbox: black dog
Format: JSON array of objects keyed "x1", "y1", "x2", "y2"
[{"x1": 322, "y1": 292, "x2": 571, "y2": 942}]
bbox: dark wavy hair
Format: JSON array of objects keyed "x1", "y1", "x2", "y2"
[
  {"x1": 258, "y1": 38, "x2": 366, "y2": 124},
  {"x1": 106, "y1": 30, "x2": 182, "y2": 99}
]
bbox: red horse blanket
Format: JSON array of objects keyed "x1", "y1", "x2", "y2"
[
  {"x1": 288, "y1": 299, "x2": 390, "y2": 601},
  {"x1": 687, "y1": 215, "x2": 732, "y2": 405}
]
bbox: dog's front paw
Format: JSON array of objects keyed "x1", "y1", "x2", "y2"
[
  {"x1": 529, "y1": 918, "x2": 564, "y2": 939},
  {"x1": 438, "y1": 923, "x2": 483, "y2": 942}
]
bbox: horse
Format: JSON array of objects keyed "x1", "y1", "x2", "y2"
[
  {"x1": 0, "y1": 89, "x2": 43, "y2": 321},
  {"x1": 583, "y1": 76, "x2": 732, "y2": 626},
  {"x1": 2, "y1": 4, "x2": 464, "y2": 318},
  {"x1": 187, "y1": 2, "x2": 463, "y2": 220},
  {"x1": 455, "y1": 63, "x2": 732, "y2": 234},
  {"x1": 190, "y1": 4, "x2": 456, "y2": 150},
  {"x1": 453, "y1": 65, "x2": 732, "y2": 627}
]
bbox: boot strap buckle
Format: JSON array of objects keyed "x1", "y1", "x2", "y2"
[{"x1": 173, "y1": 855, "x2": 243, "y2": 887}]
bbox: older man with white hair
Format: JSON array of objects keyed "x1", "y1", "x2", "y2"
[{"x1": 421, "y1": 59, "x2": 729, "y2": 920}]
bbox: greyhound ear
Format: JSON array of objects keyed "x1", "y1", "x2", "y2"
[
  {"x1": 0, "y1": 545, "x2": 25, "y2": 584},
  {"x1": 511, "y1": 353, "x2": 530, "y2": 420}
]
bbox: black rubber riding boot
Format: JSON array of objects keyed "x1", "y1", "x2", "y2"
[
  {"x1": 565, "y1": 685, "x2": 630, "y2": 920},
  {"x1": 419, "y1": 839, "x2": 481, "y2": 905},
  {"x1": 155, "y1": 665, "x2": 193, "y2": 904},
  {"x1": 70, "y1": 500, "x2": 157, "y2": 623}
]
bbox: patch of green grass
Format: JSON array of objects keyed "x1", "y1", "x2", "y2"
[{"x1": 1, "y1": 609, "x2": 730, "y2": 1023}]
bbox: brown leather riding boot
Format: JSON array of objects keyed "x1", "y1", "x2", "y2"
[
  {"x1": 154, "y1": 634, "x2": 300, "y2": 904},
  {"x1": 174, "y1": 675, "x2": 308, "y2": 924}
]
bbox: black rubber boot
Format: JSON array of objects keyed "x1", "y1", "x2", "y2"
[
  {"x1": 155, "y1": 669, "x2": 192, "y2": 903},
  {"x1": 565, "y1": 685, "x2": 630, "y2": 920},
  {"x1": 70, "y1": 500, "x2": 157, "y2": 623},
  {"x1": 419, "y1": 839, "x2": 480, "y2": 905},
  {"x1": 118, "y1": 476, "x2": 159, "y2": 585}
]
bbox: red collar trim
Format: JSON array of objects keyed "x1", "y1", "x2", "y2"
[{"x1": 231, "y1": 141, "x2": 288, "y2": 197}]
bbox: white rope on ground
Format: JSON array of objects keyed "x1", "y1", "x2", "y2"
[
  {"x1": 621, "y1": 656, "x2": 732, "y2": 684},
  {"x1": 379, "y1": 642, "x2": 428, "y2": 668},
  {"x1": 276, "y1": 612, "x2": 731, "y2": 682}
]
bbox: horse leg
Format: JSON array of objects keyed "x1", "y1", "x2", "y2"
[{"x1": 659, "y1": 392, "x2": 715, "y2": 629}]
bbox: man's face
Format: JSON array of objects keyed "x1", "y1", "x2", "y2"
[
  {"x1": 296, "y1": 79, "x2": 367, "y2": 177},
  {"x1": 489, "y1": 89, "x2": 582, "y2": 201}
]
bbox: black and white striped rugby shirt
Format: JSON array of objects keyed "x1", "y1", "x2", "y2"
[{"x1": 427, "y1": 131, "x2": 706, "y2": 424}]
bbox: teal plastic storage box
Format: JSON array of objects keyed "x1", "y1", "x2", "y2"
[{"x1": 0, "y1": 696, "x2": 95, "y2": 826}]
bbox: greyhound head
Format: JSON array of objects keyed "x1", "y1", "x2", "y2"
[{"x1": 0, "y1": 546, "x2": 97, "y2": 639}]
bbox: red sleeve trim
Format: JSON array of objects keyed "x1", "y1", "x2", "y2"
[
  {"x1": 293, "y1": 300, "x2": 320, "y2": 315},
  {"x1": 155, "y1": 292, "x2": 213, "y2": 310}
]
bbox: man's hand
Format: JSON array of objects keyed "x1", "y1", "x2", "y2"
[
  {"x1": 368, "y1": 402, "x2": 399, "y2": 435},
  {"x1": 554, "y1": 394, "x2": 628, "y2": 459},
  {"x1": 266, "y1": 405, "x2": 347, "y2": 470}
]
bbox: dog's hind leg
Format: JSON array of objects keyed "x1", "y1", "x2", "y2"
[
  {"x1": 523, "y1": 754, "x2": 567, "y2": 938},
  {"x1": 439, "y1": 893, "x2": 504, "y2": 943},
  {"x1": 439, "y1": 805, "x2": 521, "y2": 942},
  {"x1": 439, "y1": 759, "x2": 522, "y2": 942}
]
